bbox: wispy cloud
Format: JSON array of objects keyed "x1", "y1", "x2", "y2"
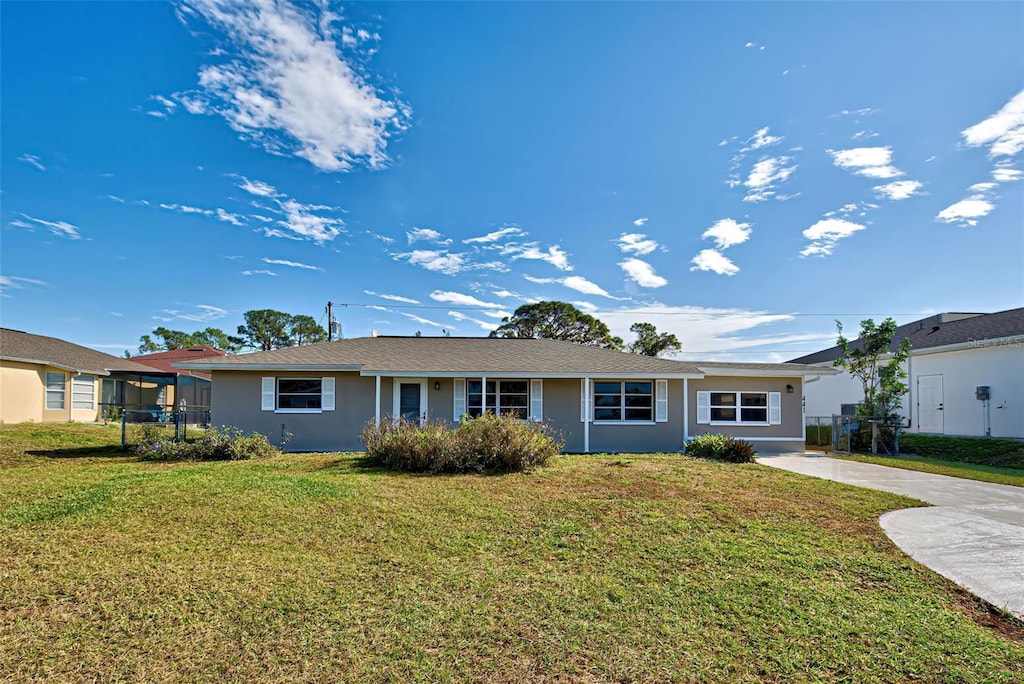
[
  {"x1": 400, "y1": 312, "x2": 446, "y2": 329},
  {"x1": 235, "y1": 178, "x2": 346, "y2": 243},
  {"x1": 429, "y1": 290, "x2": 504, "y2": 309},
  {"x1": 689, "y1": 249, "x2": 739, "y2": 276},
  {"x1": 619, "y1": 258, "x2": 667, "y2": 288},
  {"x1": 936, "y1": 197, "x2": 994, "y2": 227},
  {"x1": 829, "y1": 146, "x2": 903, "y2": 179},
  {"x1": 176, "y1": 0, "x2": 410, "y2": 171},
  {"x1": 17, "y1": 214, "x2": 81, "y2": 240},
  {"x1": 365, "y1": 290, "x2": 419, "y2": 304},
  {"x1": 241, "y1": 269, "x2": 277, "y2": 276},
  {"x1": 524, "y1": 274, "x2": 623, "y2": 299},
  {"x1": 615, "y1": 232, "x2": 660, "y2": 256},
  {"x1": 262, "y1": 257, "x2": 323, "y2": 271},
  {"x1": 743, "y1": 156, "x2": 797, "y2": 202},
  {"x1": 500, "y1": 243, "x2": 572, "y2": 271},
  {"x1": 17, "y1": 154, "x2": 46, "y2": 171},
  {"x1": 800, "y1": 218, "x2": 866, "y2": 257},
  {"x1": 874, "y1": 180, "x2": 923, "y2": 201},
  {"x1": 462, "y1": 227, "x2": 525, "y2": 244},
  {"x1": 0, "y1": 275, "x2": 49, "y2": 297},
  {"x1": 448, "y1": 310, "x2": 498, "y2": 331},
  {"x1": 702, "y1": 218, "x2": 751, "y2": 249},
  {"x1": 236, "y1": 176, "x2": 281, "y2": 197},
  {"x1": 392, "y1": 249, "x2": 505, "y2": 275},
  {"x1": 740, "y1": 126, "x2": 782, "y2": 153},
  {"x1": 155, "y1": 304, "x2": 229, "y2": 323},
  {"x1": 632, "y1": 217, "x2": 648, "y2": 227},
  {"x1": 992, "y1": 166, "x2": 1022, "y2": 182},
  {"x1": 961, "y1": 88, "x2": 1024, "y2": 158},
  {"x1": 407, "y1": 227, "x2": 449, "y2": 244}
]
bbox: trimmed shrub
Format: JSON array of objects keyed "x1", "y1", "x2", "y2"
[
  {"x1": 685, "y1": 434, "x2": 757, "y2": 463},
  {"x1": 899, "y1": 434, "x2": 1024, "y2": 469},
  {"x1": 805, "y1": 424, "x2": 833, "y2": 447},
  {"x1": 136, "y1": 426, "x2": 280, "y2": 462},
  {"x1": 361, "y1": 413, "x2": 561, "y2": 474}
]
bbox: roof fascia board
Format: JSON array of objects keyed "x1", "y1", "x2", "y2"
[
  {"x1": 174, "y1": 363, "x2": 364, "y2": 372},
  {"x1": 699, "y1": 366, "x2": 840, "y2": 377},
  {"x1": 909, "y1": 335, "x2": 1024, "y2": 356},
  {"x1": 358, "y1": 370, "x2": 705, "y2": 379},
  {"x1": 0, "y1": 355, "x2": 110, "y2": 376}
]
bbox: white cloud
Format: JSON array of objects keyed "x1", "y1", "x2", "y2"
[
  {"x1": 462, "y1": 227, "x2": 525, "y2": 244},
  {"x1": 429, "y1": 290, "x2": 504, "y2": 309},
  {"x1": 400, "y1": 312, "x2": 446, "y2": 329},
  {"x1": 523, "y1": 274, "x2": 622, "y2": 299},
  {"x1": 501, "y1": 243, "x2": 572, "y2": 271},
  {"x1": 936, "y1": 197, "x2": 995, "y2": 227},
  {"x1": 829, "y1": 146, "x2": 904, "y2": 179},
  {"x1": 107, "y1": 195, "x2": 126, "y2": 203},
  {"x1": 364, "y1": 290, "x2": 419, "y2": 304},
  {"x1": 615, "y1": 232, "x2": 660, "y2": 256},
  {"x1": 17, "y1": 214, "x2": 81, "y2": 240},
  {"x1": 178, "y1": 0, "x2": 410, "y2": 172},
  {"x1": 992, "y1": 166, "x2": 1022, "y2": 182},
  {"x1": 743, "y1": 156, "x2": 796, "y2": 202},
  {"x1": 852, "y1": 130, "x2": 879, "y2": 141},
  {"x1": 0, "y1": 275, "x2": 49, "y2": 297},
  {"x1": 447, "y1": 310, "x2": 498, "y2": 331},
  {"x1": 632, "y1": 217, "x2": 648, "y2": 227},
  {"x1": 272, "y1": 198, "x2": 345, "y2": 243},
  {"x1": 17, "y1": 154, "x2": 45, "y2": 171},
  {"x1": 961, "y1": 89, "x2": 1024, "y2": 158},
  {"x1": 262, "y1": 257, "x2": 323, "y2": 271},
  {"x1": 156, "y1": 304, "x2": 229, "y2": 323},
  {"x1": 393, "y1": 250, "x2": 469, "y2": 275},
  {"x1": 407, "y1": 227, "x2": 448, "y2": 244},
  {"x1": 874, "y1": 180, "x2": 923, "y2": 201},
  {"x1": 241, "y1": 269, "x2": 277, "y2": 276},
  {"x1": 800, "y1": 218, "x2": 866, "y2": 257},
  {"x1": 740, "y1": 126, "x2": 782, "y2": 153},
  {"x1": 491, "y1": 289, "x2": 521, "y2": 299},
  {"x1": 237, "y1": 177, "x2": 281, "y2": 197},
  {"x1": 968, "y1": 182, "x2": 998, "y2": 194},
  {"x1": 619, "y1": 258, "x2": 667, "y2": 288},
  {"x1": 701, "y1": 218, "x2": 751, "y2": 249},
  {"x1": 216, "y1": 208, "x2": 245, "y2": 226},
  {"x1": 689, "y1": 249, "x2": 740, "y2": 276}
]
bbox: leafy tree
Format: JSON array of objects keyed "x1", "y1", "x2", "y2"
[
  {"x1": 289, "y1": 314, "x2": 327, "y2": 345},
  {"x1": 237, "y1": 309, "x2": 294, "y2": 351},
  {"x1": 835, "y1": 317, "x2": 911, "y2": 420},
  {"x1": 627, "y1": 322, "x2": 681, "y2": 357},
  {"x1": 137, "y1": 326, "x2": 244, "y2": 354},
  {"x1": 490, "y1": 301, "x2": 623, "y2": 349}
]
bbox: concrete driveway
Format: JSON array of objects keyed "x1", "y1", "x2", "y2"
[{"x1": 758, "y1": 453, "x2": 1024, "y2": 620}]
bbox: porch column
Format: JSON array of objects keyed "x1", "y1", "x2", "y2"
[
  {"x1": 481, "y1": 376, "x2": 487, "y2": 413},
  {"x1": 583, "y1": 376, "x2": 590, "y2": 454},
  {"x1": 374, "y1": 375, "x2": 381, "y2": 427},
  {"x1": 682, "y1": 377, "x2": 689, "y2": 447}
]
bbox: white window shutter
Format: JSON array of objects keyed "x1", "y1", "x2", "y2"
[
  {"x1": 696, "y1": 391, "x2": 710, "y2": 424},
  {"x1": 322, "y1": 377, "x2": 336, "y2": 411},
  {"x1": 261, "y1": 377, "x2": 275, "y2": 411},
  {"x1": 769, "y1": 391, "x2": 782, "y2": 425},
  {"x1": 530, "y1": 379, "x2": 543, "y2": 421},
  {"x1": 453, "y1": 378, "x2": 466, "y2": 422},
  {"x1": 655, "y1": 379, "x2": 668, "y2": 423},
  {"x1": 580, "y1": 379, "x2": 586, "y2": 422}
]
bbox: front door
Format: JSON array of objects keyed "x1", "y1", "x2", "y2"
[
  {"x1": 917, "y1": 374, "x2": 944, "y2": 433},
  {"x1": 393, "y1": 379, "x2": 428, "y2": 425}
]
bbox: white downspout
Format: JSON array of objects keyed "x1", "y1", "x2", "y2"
[
  {"x1": 583, "y1": 376, "x2": 591, "y2": 454},
  {"x1": 374, "y1": 375, "x2": 381, "y2": 427},
  {"x1": 682, "y1": 377, "x2": 689, "y2": 447}
]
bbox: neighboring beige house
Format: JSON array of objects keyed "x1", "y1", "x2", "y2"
[
  {"x1": 0, "y1": 328, "x2": 168, "y2": 424},
  {"x1": 176, "y1": 336, "x2": 838, "y2": 454}
]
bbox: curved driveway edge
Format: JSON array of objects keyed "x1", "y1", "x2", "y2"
[{"x1": 758, "y1": 453, "x2": 1024, "y2": 620}]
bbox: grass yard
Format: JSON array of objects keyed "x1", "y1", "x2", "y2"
[
  {"x1": 837, "y1": 453, "x2": 1024, "y2": 488},
  {"x1": 1, "y1": 424, "x2": 1022, "y2": 682}
]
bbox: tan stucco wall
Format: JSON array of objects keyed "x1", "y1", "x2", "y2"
[
  {"x1": 0, "y1": 360, "x2": 45, "y2": 423},
  {"x1": 688, "y1": 376, "x2": 804, "y2": 453}
]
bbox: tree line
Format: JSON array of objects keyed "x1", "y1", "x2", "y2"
[{"x1": 130, "y1": 301, "x2": 682, "y2": 358}]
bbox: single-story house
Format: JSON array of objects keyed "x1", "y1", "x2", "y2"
[
  {"x1": 129, "y1": 346, "x2": 225, "y2": 413},
  {"x1": 790, "y1": 308, "x2": 1024, "y2": 439},
  {"x1": 175, "y1": 336, "x2": 838, "y2": 453},
  {"x1": 0, "y1": 328, "x2": 173, "y2": 424}
]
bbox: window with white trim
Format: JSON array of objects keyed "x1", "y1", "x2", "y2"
[
  {"x1": 277, "y1": 378, "x2": 322, "y2": 409},
  {"x1": 467, "y1": 380, "x2": 529, "y2": 419},
  {"x1": 45, "y1": 372, "x2": 65, "y2": 410},
  {"x1": 700, "y1": 391, "x2": 779, "y2": 425},
  {"x1": 71, "y1": 375, "x2": 95, "y2": 410},
  {"x1": 593, "y1": 381, "x2": 653, "y2": 421}
]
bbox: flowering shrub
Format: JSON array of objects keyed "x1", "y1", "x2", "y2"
[
  {"x1": 684, "y1": 434, "x2": 757, "y2": 463},
  {"x1": 361, "y1": 413, "x2": 560, "y2": 474},
  {"x1": 135, "y1": 426, "x2": 280, "y2": 462}
]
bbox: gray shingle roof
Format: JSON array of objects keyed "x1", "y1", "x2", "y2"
[
  {"x1": 0, "y1": 328, "x2": 162, "y2": 376},
  {"x1": 175, "y1": 336, "x2": 831, "y2": 377},
  {"x1": 787, "y1": 308, "x2": 1024, "y2": 364}
]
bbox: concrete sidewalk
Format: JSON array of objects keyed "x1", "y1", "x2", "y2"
[{"x1": 759, "y1": 453, "x2": 1024, "y2": 620}]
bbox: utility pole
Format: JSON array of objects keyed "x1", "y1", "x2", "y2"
[{"x1": 327, "y1": 301, "x2": 333, "y2": 341}]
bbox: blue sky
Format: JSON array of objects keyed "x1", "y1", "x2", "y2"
[{"x1": 2, "y1": 1, "x2": 1022, "y2": 361}]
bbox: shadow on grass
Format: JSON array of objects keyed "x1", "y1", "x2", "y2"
[
  {"x1": 310, "y1": 454, "x2": 537, "y2": 478},
  {"x1": 26, "y1": 445, "x2": 136, "y2": 460}
]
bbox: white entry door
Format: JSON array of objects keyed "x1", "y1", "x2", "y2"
[
  {"x1": 393, "y1": 379, "x2": 428, "y2": 425},
  {"x1": 917, "y1": 374, "x2": 944, "y2": 433}
]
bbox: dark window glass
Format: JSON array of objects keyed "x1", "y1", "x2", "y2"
[
  {"x1": 277, "y1": 378, "x2": 322, "y2": 409},
  {"x1": 625, "y1": 382, "x2": 652, "y2": 395},
  {"x1": 711, "y1": 407, "x2": 736, "y2": 422},
  {"x1": 594, "y1": 407, "x2": 621, "y2": 421},
  {"x1": 741, "y1": 407, "x2": 768, "y2": 422},
  {"x1": 741, "y1": 393, "x2": 767, "y2": 407},
  {"x1": 711, "y1": 392, "x2": 736, "y2": 406},
  {"x1": 593, "y1": 382, "x2": 621, "y2": 394}
]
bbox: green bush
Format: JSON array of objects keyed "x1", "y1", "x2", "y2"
[
  {"x1": 361, "y1": 413, "x2": 561, "y2": 474},
  {"x1": 899, "y1": 434, "x2": 1024, "y2": 469},
  {"x1": 135, "y1": 426, "x2": 280, "y2": 462},
  {"x1": 685, "y1": 434, "x2": 757, "y2": 463},
  {"x1": 805, "y1": 424, "x2": 833, "y2": 447}
]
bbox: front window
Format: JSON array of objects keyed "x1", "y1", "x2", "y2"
[
  {"x1": 711, "y1": 391, "x2": 768, "y2": 424},
  {"x1": 594, "y1": 381, "x2": 653, "y2": 421},
  {"x1": 71, "y1": 375, "x2": 95, "y2": 410},
  {"x1": 277, "y1": 378, "x2": 322, "y2": 409},
  {"x1": 45, "y1": 372, "x2": 65, "y2": 410},
  {"x1": 467, "y1": 380, "x2": 529, "y2": 419}
]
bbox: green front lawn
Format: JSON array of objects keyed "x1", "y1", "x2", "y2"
[
  {"x1": 1, "y1": 423, "x2": 1022, "y2": 681},
  {"x1": 836, "y1": 453, "x2": 1024, "y2": 488}
]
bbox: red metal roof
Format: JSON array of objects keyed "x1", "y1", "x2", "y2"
[{"x1": 130, "y1": 346, "x2": 226, "y2": 378}]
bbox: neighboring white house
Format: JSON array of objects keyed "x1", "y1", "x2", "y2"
[{"x1": 790, "y1": 308, "x2": 1024, "y2": 439}]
